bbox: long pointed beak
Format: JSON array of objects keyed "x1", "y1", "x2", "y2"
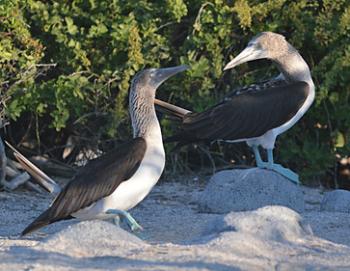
[
  {"x1": 223, "y1": 46, "x2": 266, "y2": 71},
  {"x1": 156, "y1": 65, "x2": 189, "y2": 85}
]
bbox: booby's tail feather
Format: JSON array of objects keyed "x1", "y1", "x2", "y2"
[
  {"x1": 5, "y1": 141, "x2": 61, "y2": 194},
  {"x1": 22, "y1": 206, "x2": 73, "y2": 235},
  {"x1": 21, "y1": 209, "x2": 52, "y2": 235},
  {"x1": 154, "y1": 98, "x2": 191, "y2": 119}
]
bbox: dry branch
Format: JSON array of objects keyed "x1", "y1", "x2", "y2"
[
  {"x1": 1, "y1": 172, "x2": 30, "y2": 191},
  {"x1": 5, "y1": 165, "x2": 19, "y2": 178},
  {"x1": 5, "y1": 141, "x2": 62, "y2": 194}
]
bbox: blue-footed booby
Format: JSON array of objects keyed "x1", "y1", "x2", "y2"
[
  {"x1": 21, "y1": 65, "x2": 188, "y2": 235},
  {"x1": 155, "y1": 32, "x2": 315, "y2": 183}
]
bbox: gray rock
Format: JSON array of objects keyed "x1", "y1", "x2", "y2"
[
  {"x1": 203, "y1": 206, "x2": 313, "y2": 243},
  {"x1": 321, "y1": 189, "x2": 350, "y2": 213},
  {"x1": 198, "y1": 168, "x2": 305, "y2": 213}
]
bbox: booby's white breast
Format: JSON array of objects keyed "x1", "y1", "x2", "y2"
[{"x1": 72, "y1": 134, "x2": 165, "y2": 220}]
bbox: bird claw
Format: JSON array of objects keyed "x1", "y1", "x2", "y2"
[
  {"x1": 123, "y1": 212, "x2": 143, "y2": 232},
  {"x1": 130, "y1": 222, "x2": 144, "y2": 232}
]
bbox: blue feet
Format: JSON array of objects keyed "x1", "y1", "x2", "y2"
[
  {"x1": 252, "y1": 145, "x2": 264, "y2": 168},
  {"x1": 252, "y1": 146, "x2": 300, "y2": 184},
  {"x1": 106, "y1": 209, "x2": 143, "y2": 232},
  {"x1": 265, "y1": 162, "x2": 299, "y2": 184}
]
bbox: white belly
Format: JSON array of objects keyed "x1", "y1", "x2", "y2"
[{"x1": 72, "y1": 138, "x2": 165, "y2": 220}]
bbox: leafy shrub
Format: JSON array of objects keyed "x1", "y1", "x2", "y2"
[{"x1": 0, "y1": 0, "x2": 44, "y2": 124}]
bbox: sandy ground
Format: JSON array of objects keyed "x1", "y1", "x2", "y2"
[{"x1": 0, "y1": 180, "x2": 350, "y2": 270}]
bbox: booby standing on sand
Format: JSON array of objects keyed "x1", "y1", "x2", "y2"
[
  {"x1": 155, "y1": 32, "x2": 315, "y2": 183},
  {"x1": 21, "y1": 65, "x2": 188, "y2": 235}
]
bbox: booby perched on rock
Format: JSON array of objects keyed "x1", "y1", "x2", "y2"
[
  {"x1": 155, "y1": 32, "x2": 315, "y2": 183},
  {"x1": 21, "y1": 65, "x2": 188, "y2": 235}
]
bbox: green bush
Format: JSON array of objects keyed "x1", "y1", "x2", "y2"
[
  {"x1": 1, "y1": 0, "x2": 349, "y2": 186},
  {"x1": 0, "y1": 0, "x2": 44, "y2": 123}
]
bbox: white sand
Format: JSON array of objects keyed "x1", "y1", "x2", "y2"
[{"x1": 1, "y1": 181, "x2": 350, "y2": 270}]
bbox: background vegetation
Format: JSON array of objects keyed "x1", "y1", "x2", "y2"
[{"x1": 1, "y1": 0, "x2": 349, "y2": 187}]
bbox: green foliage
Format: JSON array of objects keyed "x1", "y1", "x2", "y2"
[
  {"x1": 0, "y1": 0, "x2": 44, "y2": 123},
  {"x1": 1, "y1": 0, "x2": 350, "y2": 185}
]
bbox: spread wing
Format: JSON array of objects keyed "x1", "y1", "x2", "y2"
[
  {"x1": 22, "y1": 137, "x2": 147, "y2": 235},
  {"x1": 170, "y1": 81, "x2": 309, "y2": 143}
]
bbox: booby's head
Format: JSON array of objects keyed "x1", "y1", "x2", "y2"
[
  {"x1": 132, "y1": 65, "x2": 189, "y2": 94},
  {"x1": 129, "y1": 65, "x2": 189, "y2": 138},
  {"x1": 224, "y1": 32, "x2": 294, "y2": 70}
]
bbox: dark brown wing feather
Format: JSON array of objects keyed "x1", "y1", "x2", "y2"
[
  {"x1": 167, "y1": 81, "x2": 309, "y2": 143},
  {"x1": 22, "y1": 137, "x2": 147, "y2": 235}
]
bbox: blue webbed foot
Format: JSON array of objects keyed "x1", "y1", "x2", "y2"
[
  {"x1": 251, "y1": 147, "x2": 300, "y2": 184},
  {"x1": 266, "y1": 148, "x2": 299, "y2": 184},
  {"x1": 266, "y1": 163, "x2": 299, "y2": 184},
  {"x1": 106, "y1": 209, "x2": 143, "y2": 232}
]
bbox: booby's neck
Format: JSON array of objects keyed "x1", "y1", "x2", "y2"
[
  {"x1": 272, "y1": 46, "x2": 313, "y2": 87},
  {"x1": 129, "y1": 84, "x2": 162, "y2": 141}
]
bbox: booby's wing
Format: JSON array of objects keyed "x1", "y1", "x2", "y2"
[
  {"x1": 155, "y1": 78, "x2": 285, "y2": 121},
  {"x1": 22, "y1": 137, "x2": 147, "y2": 235},
  {"x1": 170, "y1": 81, "x2": 309, "y2": 143}
]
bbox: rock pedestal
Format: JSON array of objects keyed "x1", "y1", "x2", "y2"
[{"x1": 198, "y1": 168, "x2": 305, "y2": 213}]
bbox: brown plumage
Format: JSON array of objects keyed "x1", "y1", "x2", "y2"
[
  {"x1": 21, "y1": 65, "x2": 188, "y2": 236},
  {"x1": 162, "y1": 81, "x2": 309, "y2": 144},
  {"x1": 22, "y1": 138, "x2": 146, "y2": 235}
]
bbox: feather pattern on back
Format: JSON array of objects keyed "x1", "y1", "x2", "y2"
[{"x1": 166, "y1": 81, "x2": 309, "y2": 144}]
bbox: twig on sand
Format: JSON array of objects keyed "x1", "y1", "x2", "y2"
[
  {"x1": 0, "y1": 140, "x2": 63, "y2": 193},
  {"x1": 1, "y1": 172, "x2": 30, "y2": 191},
  {"x1": 5, "y1": 141, "x2": 61, "y2": 194},
  {"x1": 5, "y1": 166, "x2": 18, "y2": 178}
]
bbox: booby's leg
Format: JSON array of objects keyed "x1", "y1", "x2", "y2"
[
  {"x1": 266, "y1": 149, "x2": 299, "y2": 184},
  {"x1": 267, "y1": 148, "x2": 274, "y2": 167},
  {"x1": 252, "y1": 145, "x2": 266, "y2": 168},
  {"x1": 113, "y1": 215, "x2": 121, "y2": 226},
  {"x1": 106, "y1": 209, "x2": 143, "y2": 232}
]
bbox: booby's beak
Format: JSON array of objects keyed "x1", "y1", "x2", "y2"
[
  {"x1": 223, "y1": 45, "x2": 267, "y2": 71},
  {"x1": 154, "y1": 65, "x2": 189, "y2": 87}
]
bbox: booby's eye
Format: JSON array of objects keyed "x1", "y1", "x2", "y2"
[
  {"x1": 149, "y1": 69, "x2": 157, "y2": 78},
  {"x1": 254, "y1": 43, "x2": 262, "y2": 50}
]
